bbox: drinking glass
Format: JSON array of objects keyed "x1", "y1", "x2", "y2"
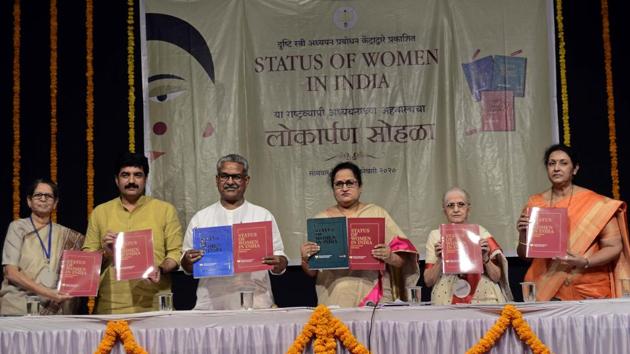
[
  {"x1": 26, "y1": 296, "x2": 40, "y2": 316},
  {"x1": 620, "y1": 279, "x2": 630, "y2": 298},
  {"x1": 158, "y1": 292, "x2": 174, "y2": 311},
  {"x1": 406, "y1": 286, "x2": 422, "y2": 304},
  {"x1": 240, "y1": 290, "x2": 254, "y2": 310}
]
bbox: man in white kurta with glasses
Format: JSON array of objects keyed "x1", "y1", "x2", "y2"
[{"x1": 181, "y1": 154, "x2": 288, "y2": 310}]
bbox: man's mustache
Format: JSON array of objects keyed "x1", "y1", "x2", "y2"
[
  {"x1": 125, "y1": 183, "x2": 140, "y2": 189},
  {"x1": 223, "y1": 184, "x2": 239, "y2": 190}
]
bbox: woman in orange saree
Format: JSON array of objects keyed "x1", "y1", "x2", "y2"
[{"x1": 517, "y1": 144, "x2": 630, "y2": 300}]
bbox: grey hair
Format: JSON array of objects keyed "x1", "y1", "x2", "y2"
[
  {"x1": 442, "y1": 186, "x2": 471, "y2": 206},
  {"x1": 216, "y1": 154, "x2": 249, "y2": 175}
]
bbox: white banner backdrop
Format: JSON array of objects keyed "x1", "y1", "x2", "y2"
[{"x1": 142, "y1": 0, "x2": 556, "y2": 261}]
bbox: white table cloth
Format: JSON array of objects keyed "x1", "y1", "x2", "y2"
[{"x1": 1, "y1": 299, "x2": 630, "y2": 353}]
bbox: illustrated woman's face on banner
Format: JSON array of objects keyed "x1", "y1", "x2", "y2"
[
  {"x1": 145, "y1": 13, "x2": 223, "y2": 219},
  {"x1": 146, "y1": 13, "x2": 218, "y2": 164},
  {"x1": 147, "y1": 40, "x2": 217, "y2": 162}
]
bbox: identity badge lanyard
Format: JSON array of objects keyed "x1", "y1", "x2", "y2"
[{"x1": 29, "y1": 216, "x2": 52, "y2": 264}]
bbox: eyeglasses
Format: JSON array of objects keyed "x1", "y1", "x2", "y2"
[
  {"x1": 218, "y1": 173, "x2": 246, "y2": 182},
  {"x1": 334, "y1": 180, "x2": 359, "y2": 189},
  {"x1": 31, "y1": 193, "x2": 55, "y2": 201},
  {"x1": 445, "y1": 202, "x2": 469, "y2": 209}
]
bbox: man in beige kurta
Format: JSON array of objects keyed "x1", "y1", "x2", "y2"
[{"x1": 83, "y1": 152, "x2": 182, "y2": 314}]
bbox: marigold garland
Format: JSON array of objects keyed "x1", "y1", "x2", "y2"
[
  {"x1": 86, "y1": 0, "x2": 96, "y2": 313},
  {"x1": 87, "y1": 297, "x2": 96, "y2": 314},
  {"x1": 555, "y1": 0, "x2": 570, "y2": 146},
  {"x1": 50, "y1": 0, "x2": 58, "y2": 221},
  {"x1": 12, "y1": 0, "x2": 21, "y2": 220},
  {"x1": 127, "y1": 0, "x2": 136, "y2": 153},
  {"x1": 287, "y1": 305, "x2": 370, "y2": 354},
  {"x1": 94, "y1": 320, "x2": 148, "y2": 354},
  {"x1": 466, "y1": 305, "x2": 551, "y2": 354},
  {"x1": 600, "y1": 0, "x2": 620, "y2": 200},
  {"x1": 86, "y1": 0, "x2": 95, "y2": 214}
]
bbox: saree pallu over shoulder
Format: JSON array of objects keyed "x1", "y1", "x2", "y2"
[
  {"x1": 360, "y1": 236, "x2": 419, "y2": 306},
  {"x1": 524, "y1": 189, "x2": 630, "y2": 300},
  {"x1": 451, "y1": 235, "x2": 512, "y2": 304},
  {"x1": 58, "y1": 227, "x2": 85, "y2": 251},
  {"x1": 48, "y1": 224, "x2": 85, "y2": 274}
]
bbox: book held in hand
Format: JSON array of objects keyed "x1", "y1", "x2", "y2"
[
  {"x1": 193, "y1": 225, "x2": 234, "y2": 278},
  {"x1": 347, "y1": 217, "x2": 385, "y2": 270},
  {"x1": 57, "y1": 250, "x2": 102, "y2": 296},
  {"x1": 525, "y1": 207, "x2": 568, "y2": 258},
  {"x1": 307, "y1": 217, "x2": 349, "y2": 270},
  {"x1": 233, "y1": 221, "x2": 273, "y2": 273},
  {"x1": 114, "y1": 229, "x2": 155, "y2": 281},
  {"x1": 440, "y1": 224, "x2": 483, "y2": 274}
]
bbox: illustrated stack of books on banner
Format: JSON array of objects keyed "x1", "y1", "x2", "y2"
[
  {"x1": 524, "y1": 207, "x2": 569, "y2": 258},
  {"x1": 192, "y1": 221, "x2": 274, "y2": 278},
  {"x1": 461, "y1": 53, "x2": 527, "y2": 132},
  {"x1": 306, "y1": 217, "x2": 385, "y2": 271},
  {"x1": 440, "y1": 224, "x2": 483, "y2": 274}
]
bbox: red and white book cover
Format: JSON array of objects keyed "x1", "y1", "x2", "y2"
[
  {"x1": 57, "y1": 250, "x2": 102, "y2": 296},
  {"x1": 347, "y1": 217, "x2": 386, "y2": 271},
  {"x1": 525, "y1": 207, "x2": 568, "y2": 258},
  {"x1": 114, "y1": 229, "x2": 155, "y2": 281},
  {"x1": 233, "y1": 221, "x2": 273, "y2": 273},
  {"x1": 440, "y1": 224, "x2": 483, "y2": 274}
]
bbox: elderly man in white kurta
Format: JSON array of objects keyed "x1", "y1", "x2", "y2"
[{"x1": 181, "y1": 154, "x2": 288, "y2": 309}]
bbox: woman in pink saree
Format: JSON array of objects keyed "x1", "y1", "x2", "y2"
[{"x1": 300, "y1": 162, "x2": 419, "y2": 307}]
